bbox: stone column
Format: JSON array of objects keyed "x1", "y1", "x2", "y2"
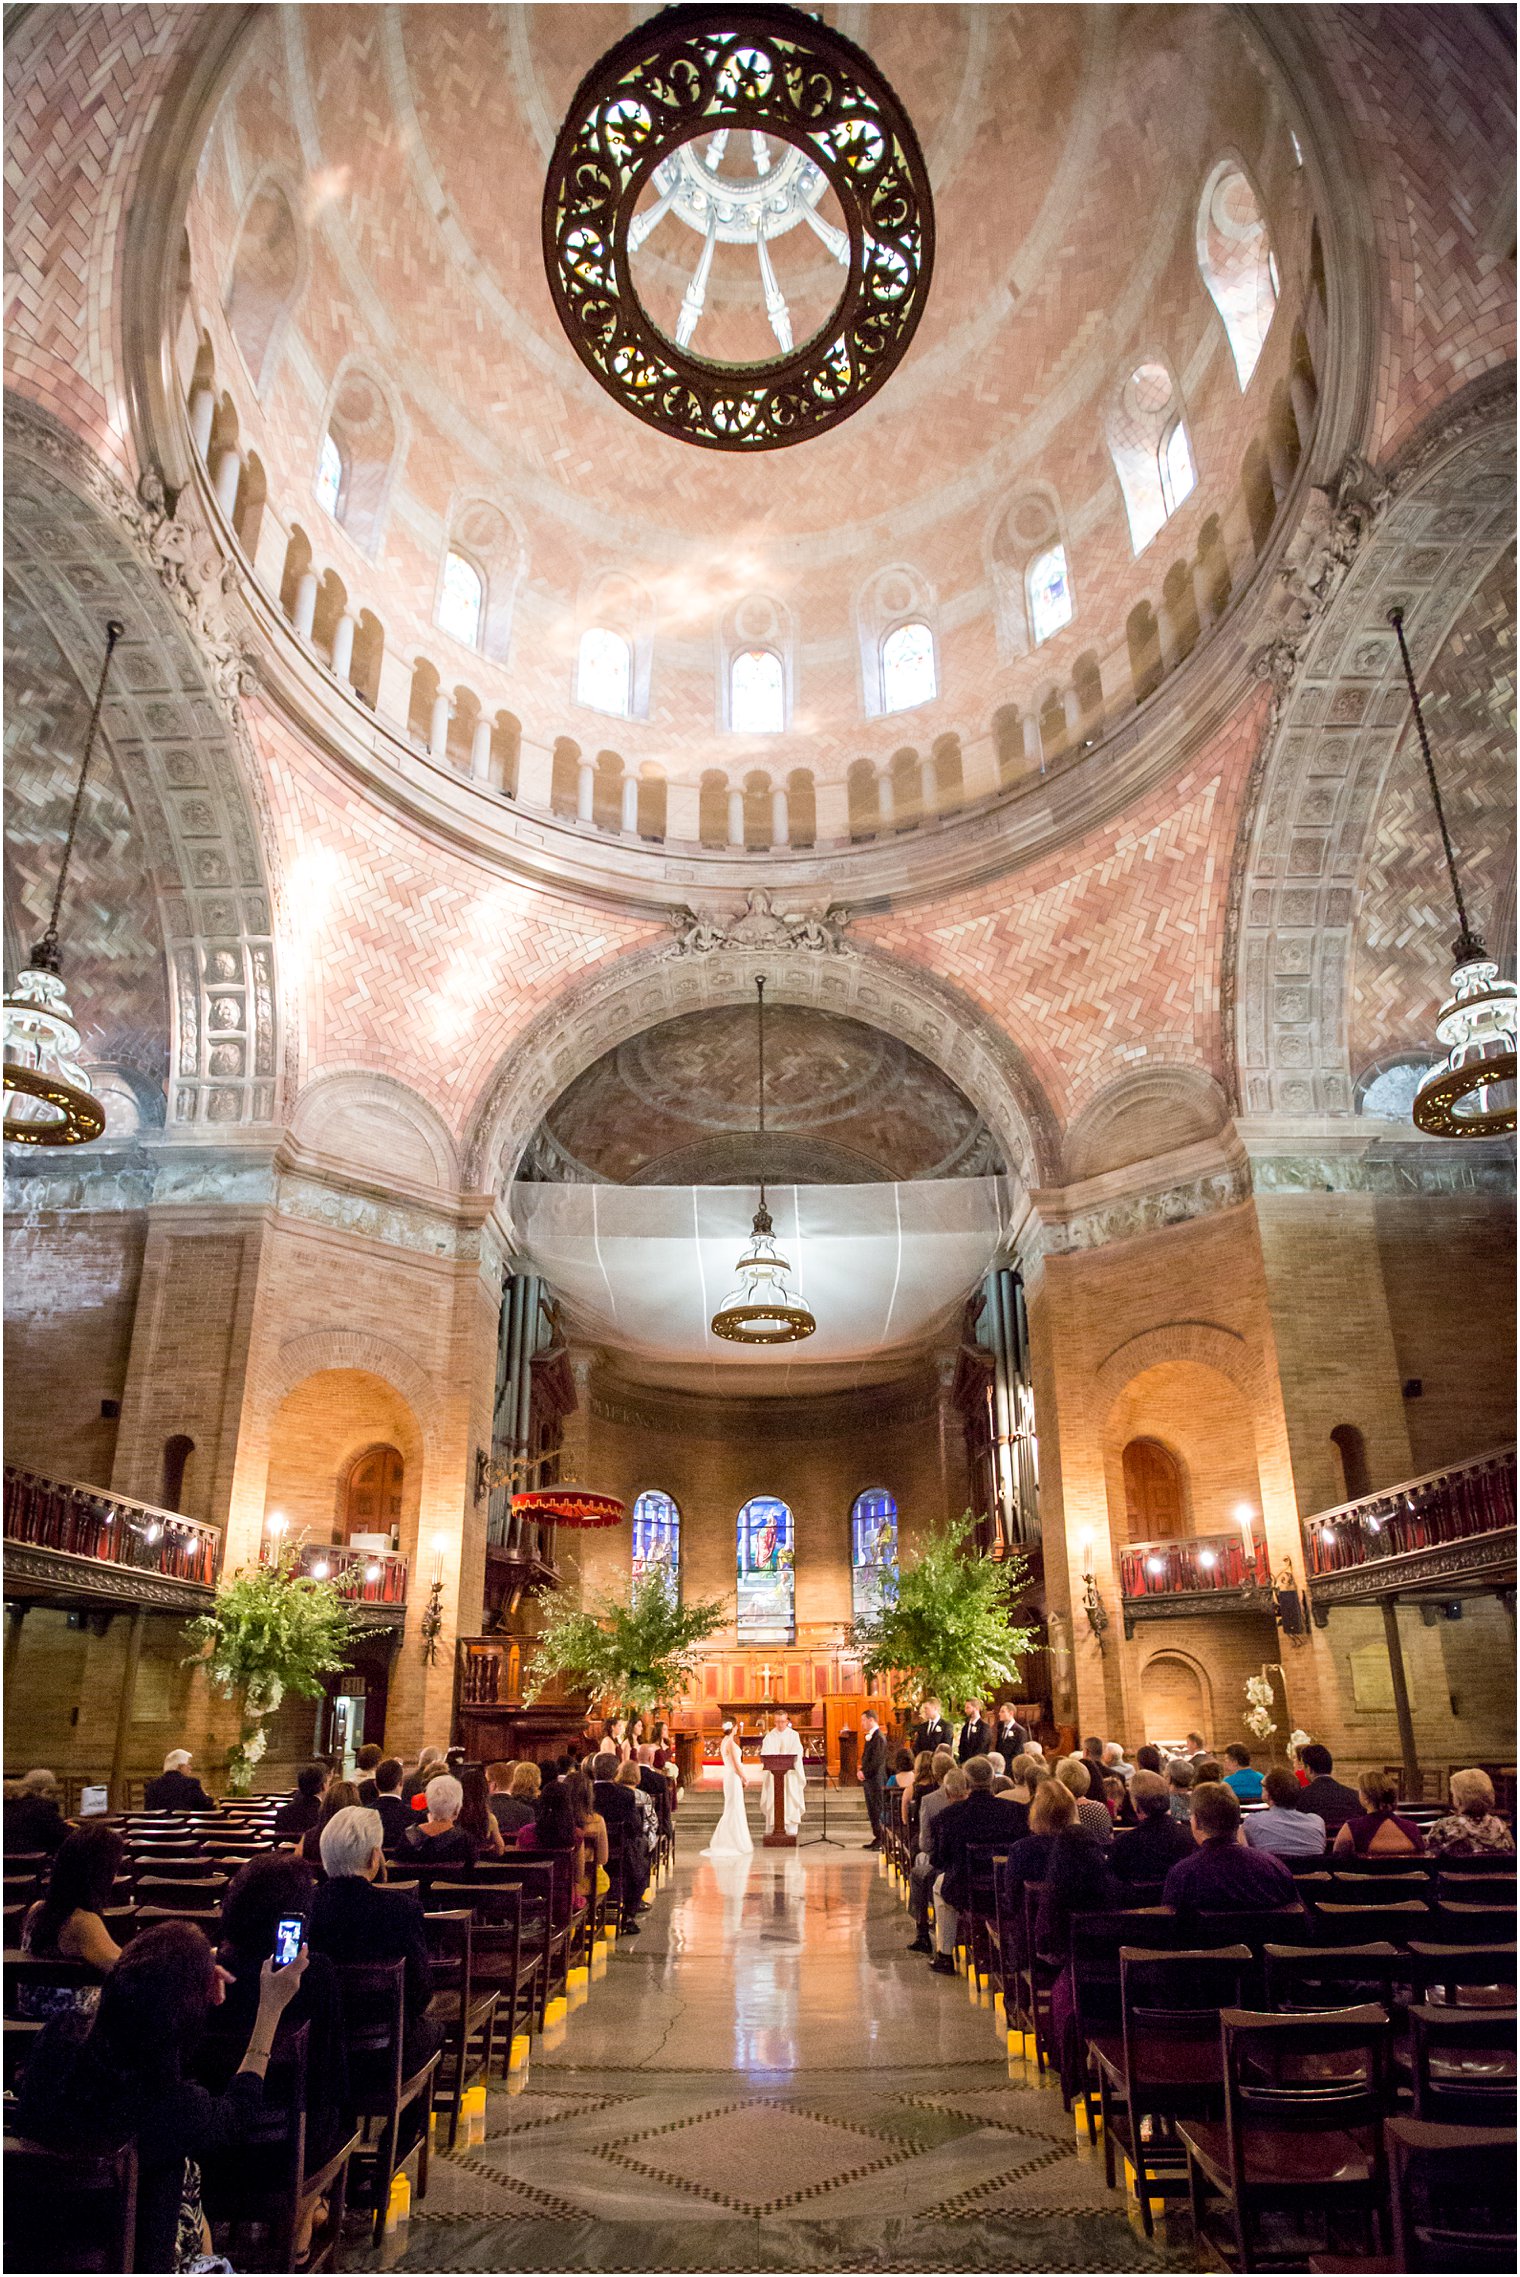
[
  {"x1": 770, "y1": 786, "x2": 790, "y2": 847},
  {"x1": 576, "y1": 757, "x2": 597, "y2": 823},
  {"x1": 727, "y1": 788, "x2": 745, "y2": 847},
  {"x1": 621, "y1": 774, "x2": 640, "y2": 834},
  {"x1": 429, "y1": 690, "x2": 452, "y2": 758},
  {"x1": 108, "y1": 1608, "x2": 147, "y2": 1809},
  {"x1": 877, "y1": 769, "x2": 895, "y2": 833},
  {"x1": 189, "y1": 386, "x2": 216, "y2": 461},
  {"x1": 211, "y1": 447, "x2": 242, "y2": 519},
  {"x1": 470, "y1": 718, "x2": 493, "y2": 782},
  {"x1": 292, "y1": 570, "x2": 319, "y2": 640},
  {"x1": 330, "y1": 612, "x2": 356, "y2": 684}
]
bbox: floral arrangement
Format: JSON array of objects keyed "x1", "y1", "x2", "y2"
[
  {"x1": 185, "y1": 1544, "x2": 355, "y2": 1792},
  {"x1": 1243, "y1": 1674, "x2": 1278, "y2": 1748}
]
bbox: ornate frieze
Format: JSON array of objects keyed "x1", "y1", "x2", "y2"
[
  {"x1": 3, "y1": 1541, "x2": 215, "y2": 1614},
  {"x1": 1307, "y1": 1527, "x2": 1516, "y2": 1610},
  {"x1": 1035, "y1": 1164, "x2": 1252, "y2": 1257},
  {"x1": 666, "y1": 892, "x2": 852, "y2": 958}
]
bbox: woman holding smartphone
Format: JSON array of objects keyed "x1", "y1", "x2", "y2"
[{"x1": 209, "y1": 1856, "x2": 349, "y2": 2166}]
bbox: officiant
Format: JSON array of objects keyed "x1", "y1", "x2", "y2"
[{"x1": 760, "y1": 1711, "x2": 807, "y2": 1839}]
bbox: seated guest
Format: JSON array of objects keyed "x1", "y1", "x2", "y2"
[
  {"x1": 566, "y1": 1769, "x2": 611, "y2": 1911},
  {"x1": 5, "y1": 1766, "x2": 68, "y2": 1856},
  {"x1": 998, "y1": 1778, "x2": 1078, "y2": 1931},
  {"x1": 492, "y1": 1760, "x2": 541, "y2": 1836},
  {"x1": 1193, "y1": 1757, "x2": 1223, "y2": 1786},
  {"x1": 16, "y1": 1917, "x2": 307, "y2": 2273},
  {"x1": 998, "y1": 1755, "x2": 1043, "y2": 1839},
  {"x1": 618, "y1": 1759, "x2": 660, "y2": 1870},
  {"x1": 886, "y1": 1747, "x2": 916, "y2": 1797},
  {"x1": 517, "y1": 1777, "x2": 586, "y2": 1907},
  {"x1": 634, "y1": 1745, "x2": 673, "y2": 1839},
  {"x1": 1102, "y1": 1774, "x2": 1136, "y2": 1828},
  {"x1": 1112, "y1": 1770, "x2": 1194, "y2": 1883},
  {"x1": 1333, "y1": 1768, "x2": 1426, "y2": 1858},
  {"x1": 928, "y1": 1757, "x2": 1009, "y2": 1974},
  {"x1": 354, "y1": 1743, "x2": 384, "y2": 1808},
  {"x1": 908, "y1": 1749, "x2": 955, "y2": 1852},
  {"x1": 1056, "y1": 1757, "x2": 1113, "y2": 1845},
  {"x1": 1165, "y1": 1756, "x2": 1195, "y2": 1822},
  {"x1": 1297, "y1": 1743, "x2": 1366, "y2": 1836},
  {"x1": 903, "y1": 1749, "x2": 936, "y2": 1821},
  {"x1": 19, "y1": 1824, "x2": 125, "y2": 2014},
  {"x1": 402, "y1": 1773, "x2": 476, "y2": 1867},
  {"x1": 297, "y1": 1778, "x2": 361, "y2": 1863},
  {"x1": 457, "y1": 1763, "x2": 507, "y2": 1858},
  {"x1": 373, "y1": 1756, "x2": 410, "y2": 1849},
  {"x1": 1425, "y1": 1767, "x2": 1517, "y2": 1858},
  {"x1": 308, "y1": 1805, "x2": 443, "y2": 2071},
  {"x1": 212, "y1": 1854, "x2": 349, "y2": 2164},
  {"x1": 1040, "y1": 1822, "x2": 1121, "y2": 2098},
  {"x1": 1244, "y1": 1765, "x2": 1327, "y2": 1856},
  {"x1": 906, "y1": 1766, "x2": 967, "y2": 1954},
  {"x1": 984, "y1": 1750, "x2": 1013, "y2": 1796},
  {"x1": 1102, "y1": 1740, "x2": 1135, "y2": 1781},
  {"x1": 1080, "y1": 1736, "x2": 1107, "y2": 1784},
  {"x1": 401, "y1": 1745, "x2": 445, "y2": 1809},
  {"x1": 1162, "y1": 1782, "x2": 1298, "y2": 1924},
  {"x1": 1134, "y1": 1745, "x2": 1163, "y2": 1774},
  {"x1": 144, "y1": 1748, "x2": 216, "y2": 1815},
  {"x1": 273, "y1": 1762, "x2": 328, "y2": 1840},
  {"x1": 1222, "y1": 1745, "x2": 1264, "y2": 1803}
]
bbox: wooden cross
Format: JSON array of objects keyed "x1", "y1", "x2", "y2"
[{"x1": 759, "y1": 1662, "x2": 774, "y2": 1697}]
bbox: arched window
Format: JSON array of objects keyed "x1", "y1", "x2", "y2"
[
  {"x1": 1108, "y1": 363, "x2": 1194, "y2": 555},
  {"x1": 881, "y1": 620, "x2": 936, "y2": 713},
  {"x1": 577, "y1": 626, "x2": 632, "y2": 717},
  {"x1": 850, "y1": 1488, "x2": 899, "y2": 1621},
  {"x1": 632, "y1": 1490, "x2": 681, "y2": 1588},
  {"x1": 342, "y1": 1445, "x2": 404, "y2": 1546},
  {"x1": 1122, "y1": 1438, "x2": 1185, "y2": 1542},
  {"x1": 438, "y1": 549, "x2": 484, "y2": 648},
  {"x1": 736, "y1": 1495, "x2": 795, "y2": 1644},
  {"x1": 160, "y1": 1435, "x2": 195, "y2": 1515},
  {"x1": 224, "y1": 181, "x2": 301, "y2": 391},
  {"x1": 315, "y1": 431, "x2": 344, "y2": 519},
  {"x1": 1196, "y1": 161, "x2": 1278, "y2": 389},
  {"x1": 1026, "y1": 544, "x2": 1073, "y2": 646},
  {"x1": 1330, "y1": 1425, "x2": 1370, "y2": 1502},
  {"x1": 731, "y1": 648, "x2": 784, "y2": 734}
]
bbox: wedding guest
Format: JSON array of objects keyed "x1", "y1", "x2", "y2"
[
  {"x1": 1296, "y1": 1745, "x2": 1362, "y2": 1836},
  {"x1": 19, "y1": 1825, "x2": 124, "y2": 2016},
  {"x1": 1166, "y1": 1757, "x2": 1195, "y2": 1822},
  {"x1": 297, "y1": 1779, "x2": 361, "y2": 1863},
  {"x1": 618, "y1": 1759, "x2": 660, "y2": 1861},
  {"x1": 1162, "y1": 1783, "x2": 1297, "y2": 1926},
  {"x1": 1425, "y1": 1768, "x2": 1516, "y2": 1858},
  {"x1": 1080, "y1": 1736, "x2": 1107, "y2": 1783},
  {"x1": 211, "y1": 1855, "x2": 349, "y2": 2165},
  {"x1": 590, "y1": 1752, "x2": 647, "y2": 1922},
  {"x1": 1102, "y1": 1740, "x2": 1135, "y2": 1782},
  {"x1": 634, "y1": 1746, "x2": 673, "y2": 1840},
  {"x1": 273, "y1": 1763, "x2": 328, "y2": 1840},
  {"x1": 1134, "y1": 1745, "x2": 1163, "y2": 1775},
  {"x1": 492, "y1": 1760, "x2": 541, "y2": 1837},
  {"x1": 906, "y1": 1766, "x2": 966, "y2": 1953},
  {"x1": 1332, "y1": 1769, "x2": 1426, "y2": 1858},
  {"x1": 458, "y1": 1763, "x2": 507, "y2": 1857},
  {"x1": 144, "y1": 1749, "x2": 216, "y2": 1815},
  {"x1": 1194, "y1": 1757, "x2": 1223, "y2": 1787},
  {"x1": 1244, "y1": 1765, "x2": 1327, "y2": 1857},
  {"x1": 929, "y1": 1758, "x2": 1006, "y2": 1974},
  {"x1": 1056, "y1": 1757, "x2": 1113, "y2": 1845},
  {"x1": 309, "y1": 1807, "x2": 442, "y2": 2071},
  {"x1": 402, "y1": 1774, "x2": 476, "y2": 1867},
  {"x1": 354, "y1": 1743, "x2": 384, "y2": 1808},
  {"x1": 1112, "y1": 1771, "x2": 1194, "y2": 1883},
  {"x1": 5, "y1": 1767, "x2": 68, "y2": 1857},
  {"x1": 998, "y1": 1776, "x2": 1077, "y2": 1919},
  {"x1": 1222, "y1": 1745, "x2": 1264, "y2": 1803},
  {"x1": 400, "y1": 1745, "x2": 445, "y2": 1809},
  {"x1": 516, "y1": 1778, "x2": 582, "y2": 1904},
  {"x1": 564, "y1": 1770, "x2": 609, "y2": 1908},
  {"x1": 373, "y1": 1757, "x2": 410, "y2": 1849},
  {"x1": 984, "y1": 1750, "x2": 1014, "y2": 1796},
  {"x1": 1041, "y1": 1823, "x2": 1119, "y2": 2096}
]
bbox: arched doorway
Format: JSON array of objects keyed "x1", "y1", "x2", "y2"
[
  {"x1": 341, "y1": 1444, "x2": 404, "y2": 1546},
  {"x1": 1122, "y1": 1437, "x2": 1185, "y2": 1540},
  {"x1": 1139, "y1": 1650, "x2": 1212, "y2": 1751}
]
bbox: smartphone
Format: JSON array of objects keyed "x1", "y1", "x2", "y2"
[{"x1": 272, "y1": 1915, "x2": 304, "y2": 1969}]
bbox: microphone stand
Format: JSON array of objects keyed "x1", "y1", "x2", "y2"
[{"x1": 797, "y1": 1745, "x2": 845, "y2": 1847}]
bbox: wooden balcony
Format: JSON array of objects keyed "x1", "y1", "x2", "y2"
[
  {"x1": 3, "y1": 1465, "x2": 219, "y2": 1613},
  {"x1": 290, "y1": 1540, "x2": 409, "y2": 1630},
  {"x1": 1118, "y1": 1530, "x2": 1275, "y2": 1636},
  {"x1": 1302, "y1": 1446, "x2": 1516, "y2": 1612},
  {"x1": 452, "y1": 1633, "x2": 587, "y2": 1762}
]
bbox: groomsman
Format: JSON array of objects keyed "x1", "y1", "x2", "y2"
[
  {"x1": 858, "y1": 1709, "x2": 887, "y2": 1849},
  {"x1": 911, "y1": 1696, "x2": 952, "y2": 1755},
  {"x1": 994, "y1": 1704, "x2": 1030, "y2": 1757},
  {"x1": 957, "y1": 1699, "x2": 993, "y2": 1762}
]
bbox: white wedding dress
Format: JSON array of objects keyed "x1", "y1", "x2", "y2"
[{"x1": 703, "y1": 1734, "x2": 754, "y2": 1858}]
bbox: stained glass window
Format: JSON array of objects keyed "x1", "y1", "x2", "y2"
[
  {"x1": 881, "y1": 620, "x2": 936, "y2": 713},
  {"x1": 1027, "y1": 545, "x2": 1073, "y2": 645},
  {"x1": 731, "y1": 647, "x2": 784, "y2": 733},
  {"x1": 315, "y1": 431, "x2": 344, "y2": 518},
  {"x1": 1160, "y1": 419, "x2": 1195, "y2": 516},
  {"x1": 438, "y1": 550, "x2": 484, "y2": 648},
  {"x1": 632, "y1": 1490, "x2": 681, "y2": 1589},
  {"x1": 577, "y1": 625, "x2": 632, "y2": 717},
  {"x1": 850, "y1": 1487, "x2": 899, "y2": 1622},
  {"x1": 736, "y1": 1495, "x2": 795, "y2": 1644}
]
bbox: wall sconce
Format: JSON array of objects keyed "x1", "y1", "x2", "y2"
[
  {"x1": 421, "y1": 1531, "x2": 449, "y2": 1665},
  {"x1": 1078, "y1": 1533, "x2": 1109, "y2": 1645}
]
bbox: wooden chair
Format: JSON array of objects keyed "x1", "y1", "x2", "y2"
[
  {"x1": 1432, "y1": 1898, "x2": 1518, "y2": 1946},
  {"x1": 1409, "y1": 1940, "x2": 1517, "y2": 2009},
  {"x1": 432, "y1": 1881, "x2": 541, "y2": 2070},
  {"x1": 3, "y1": 2137, "x2": 138, "y2": 2272},
  {"x1": 1385, "y1": 2116, "x2": 1517, "y2": 2271},
  {"x1": 1070, "y1": 1906, "x2": 1171, "y2": 2142},
  {"x1": 1329, "y1": 1868, "x2": 1431, "y2": 1904},
  {"x1": 133, "y1": 1873, "x2": 229, "y2": 1911},
  {"x1": 131, "y1": 1904, "x2": 221, "y2": 1932},
  {"x1": 1432, "y1": 1853, "x2": 1517, "y2": 1880},
  {"x1": 1019, "y1": 1880, "x2": 1060, "y2": 2075},
  {"x1": 422, "y1": 1909, "x2": 500, "y2": 2148},
  {"x1": 1309, "y1": 1897, "x2": 1430, "y2": 1947},
  {"x1": 195, "y1": 2019, "x2": 359, "y2": 2273},
  {"x1": 329, "y1": 1956, "x2": 439, "y2": 2245},
  {"x1": 1263, "y1": 1940, "x2": 1406, "y2": 2017},
  {"x1": 473, "y1": 1858, "x2": 568, "y2": 2024},
  {"x1": 1180, "y1": 2004, "x2": 1392, "y2": 2269},
  {"x1": 3, "y1": 2016, "x2": 44, "y2": 2088},
  {"x1": 1100, "y1": 1944, "x2": 1252, "y2": 2234},
  {"x1": 128, "y1": 1854, "x2": 221, "y2": 1880},
  {"x1": 961, "y1": 1843, "x2": 1006, "y2": 1997},
  {"x1": 1407, "y1": 2002, "x2": 1517, "y2": 2127}
]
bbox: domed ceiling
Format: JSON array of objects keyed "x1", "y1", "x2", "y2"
[
  {"x1": 187, "y1": 3, "x2": 1316, "y2": 809},
  {"x1": 524, "y1": 1004, "x2": 999, "y2": 1185}
]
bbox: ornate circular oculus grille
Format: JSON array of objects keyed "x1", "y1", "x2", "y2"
[{"x1": 543, "y1": 4, "x2": 935, "y2": 451}]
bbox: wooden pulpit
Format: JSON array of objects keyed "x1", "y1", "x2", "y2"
[{"x1": 763, "y1": 1758, "x2": 796, "y2": 1847}]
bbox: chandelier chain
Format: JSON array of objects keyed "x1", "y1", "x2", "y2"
[
  {"x1": 1387, "y1": 606, "x2": 1482, "y2": 957},
  {"x1": 756, "y1": 974, "x2": 767, "y2": 1213},
  {"x1": 36, "y1": 620, "x2": 124, "y2": 971}
]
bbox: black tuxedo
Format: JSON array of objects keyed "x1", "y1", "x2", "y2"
[
  {"x1": 859, "y1": 1727, "x2": 888, "y2": 1842},
  {"x1": 593, "y1": 1778, "x2": 650, "y2": 1904},
  {"x1": 994, "y1": 1717, "x2": 1030, "y2": 1758},
  {"x1": 956, "y1": 1717, "x2": 992, "y2": 1763},
  {"x1": 637, "y1": 1765, "x2": 671, "y2": 1837},
  {"x1": 912, "y1": 1717, "x2": 952, "y2": 1756},
  {"x1": 143, "y1": 1767, "x2": 215, "y2": 1813}
]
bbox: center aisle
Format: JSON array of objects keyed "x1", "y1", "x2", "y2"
[{"x1": 391, "y1": 1807, "x2": 1172, "y2": 2272}]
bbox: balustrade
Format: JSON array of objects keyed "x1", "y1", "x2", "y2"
[
  {"x1": 1303, "y1": 1447, "x2": 1516, "y2": 1579},
  {"x1": 290, "y1": 1539, "x2": 409, "y2": 1604},
  {"x1": 3, "y1": 1466, "x2": 219, "y2": 1588},
  {"x1": 1119, "y1": 1530, "x2": 1269, "y2": 1601}
]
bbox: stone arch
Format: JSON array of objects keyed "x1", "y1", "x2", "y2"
[
  {"x1": 1138, "y1": 1647, "x2": 1214, "y2": 1746},
  {"x1": 221, "y1": 169, "x2": 305, "y2": 394},
  {"x1": 465, "y1": 939, "x2": 1060, "y2": 1197},
  {"x1": 1228, "y1": 380, "x2": 1516, "y2": 1116},
  {"x1": 288, "y1": 1069, "x2": 460, "y2": 1192},
  {"x1": 1063, "y1": 1065, "x2": 1229, "y2": 1182},
  {"x1": 3, "y1": 398, "x2": 282, "y2": 1130},
  {"x1": 261, "y1": 1329, "x2": 439, "y2": 1445},
  {"x1": 1093, "y1": 1321, "x2": 1260, "y2": 1409}
]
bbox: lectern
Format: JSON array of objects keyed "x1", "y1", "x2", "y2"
[{"x1": 763, "y1": 1759, "x2": 797, "y2": 1848}]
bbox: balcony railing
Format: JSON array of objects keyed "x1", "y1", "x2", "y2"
[
  {"x1": 1120, "y1": 1531, "x2": 1270, "y2": 1601},
  {"x1": 291, "y1": 1541, "x2": 409, "y2": 1605},
  {"x1": 457, "y1": 1636, "x2": 523, "y2": 1709},
  {"x1": 1303, "y1": 1447, "x2": 1516, "y2": 1581},
  {"x1": 4, "y1": 1466, "x2": 219, "y2": 1589}
]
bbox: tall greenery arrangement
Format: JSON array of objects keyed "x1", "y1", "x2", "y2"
[
  {"x1": 524, "y1": 1568, "x2": 725, "y2": 1716},
  {"x1": 848, "y1": 1511, "x2": 1037, "y2": 1713},
  {"x1": 185, "y1": 1546, "x2": 356, "y2": 1792}
]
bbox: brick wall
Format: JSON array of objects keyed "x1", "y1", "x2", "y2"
[
  {"x1": 1373, "y1": 1191, "x2": 1518, "y2": 1477},
  {"x1": 2, "y1": 1210, "x2": 145, "y2": 1489}
]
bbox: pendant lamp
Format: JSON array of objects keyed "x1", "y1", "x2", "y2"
[{"x1": 710, "y1": 977, "x2": 817, "y2": 1344}]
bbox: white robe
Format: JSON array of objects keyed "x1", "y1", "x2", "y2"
[{"x1": 759, "y1": 1726, "x2": 807, "y2": 1835}]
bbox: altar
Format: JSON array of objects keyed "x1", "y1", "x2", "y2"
[{"x1": 718, "y1": 1698, "x2": 815, "y2": 1749}]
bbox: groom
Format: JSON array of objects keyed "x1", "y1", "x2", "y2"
[{"x1": 760, "y1": 1711, "x2": 807, "y2": 1843}]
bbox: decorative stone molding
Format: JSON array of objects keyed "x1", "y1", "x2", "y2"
[
  {"x1": 1035, "y1": 1162, "x2": 1253, "y2": 1258},
  {"x1": 273, "y1": 1171, "x2": 476, "y2": 1261},
  {"x1": 261, "y1": 1328, "x2": 439, "y2": 1429},
  {"x1": 4, "y1": 396, "x2": 283, "y2": 1133},
  {"x1": 1248, "y1": 1152, "x2": 1516, "y2": 1199},
  {"x1": 1226, "y1": 376, "x2": 1517, "y2": 1117},
  {"x1": 1092, "y1": 1319, "x2": 1261, "y2": 1406},
  {"x1": 466, "y1": 939, "x2": 1060, "y2": 1194},
  {"x1": 665, "y1": 893, "x2": 851, "y2": 958},
  {"x1": 2, "y1": 1542, "x2": 215, "y2": 1615}
]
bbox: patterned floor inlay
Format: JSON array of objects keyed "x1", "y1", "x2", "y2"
[
  {"x1": 412, "y1": 2157, "x2": 584, "y2": 2224},
  {"x1": 597, "y1": 2098, "x2": 925, "y2": 2215}
]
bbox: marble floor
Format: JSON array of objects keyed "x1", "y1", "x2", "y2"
[{"x1": 388, "y1": 1810, "x2": 1179, "y2": 2274}]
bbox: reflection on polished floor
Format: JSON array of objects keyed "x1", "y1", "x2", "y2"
[{"x1": 391, "y1": 1819, "x2": 1174, "y2": 2273}]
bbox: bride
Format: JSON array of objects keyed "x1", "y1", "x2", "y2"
[{"x1": 702, "y1": 1721, "x2": 754, "y2": 1858}]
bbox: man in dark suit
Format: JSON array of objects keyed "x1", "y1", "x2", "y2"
[
  {"x1": 354, "y1": 1743, "x2": 384, "y2": 1808},
  {"x1": 994, "y1": 1707, "x2": 1030, "y2": 1758},
  {"x1": 143, "y1": 1748, "x2": 216, "y2": 1813},
  {"x1": 634, "y1": 1751, "x2": 672, "y2": 1843},
  {"x1": 1296, "y1": 1744, "x2": 1362, "y2": 1835},
  {"x1": 928, "y1": 1757, "x2": 1006, "y2": 1974},
  {"x1": 4, "y1": 1769, "x2": 68, "y2": 1855},
  {"x1": 911, "y1": 1697, "x2": 952, "y2": 1756},
  {"x1": 306, "y1": 1803, "x2": 443, "y2": 2071},
  {"x1": 373, "y1": 1757, "x2": 410, "y2": 1850},
  {"x1": 858, "y1": 1710, "x2": 887, "y2": 1848},
  {"x1": 590, "y1": 1753, "x2": 650, "y2": 1930},
  {"x1": 956, "y1": 1700, "x2": 993, "y2": 1763},
  {"x1": 1111, "y1": 1770, "x2": 1194, "y2": 1884}
]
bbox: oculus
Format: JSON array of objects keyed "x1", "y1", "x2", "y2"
[{"x1": 543, "y1": 4, "x2": 934, "y2": 451}]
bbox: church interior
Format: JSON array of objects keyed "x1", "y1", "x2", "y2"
[{"x1": 2, "y1": 3, "x2": 1516, "y2": 2271}]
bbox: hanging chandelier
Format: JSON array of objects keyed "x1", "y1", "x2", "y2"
[
  {"x1": 1388, "y1": 607, "x2": 1517, "y2": 1138},
  {"x1": 3, "y1": 621, "x2": 122, "y2": 1148},
  {"x1": 710, "y1": 976, "x2": 817, "y2": 1343}
]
